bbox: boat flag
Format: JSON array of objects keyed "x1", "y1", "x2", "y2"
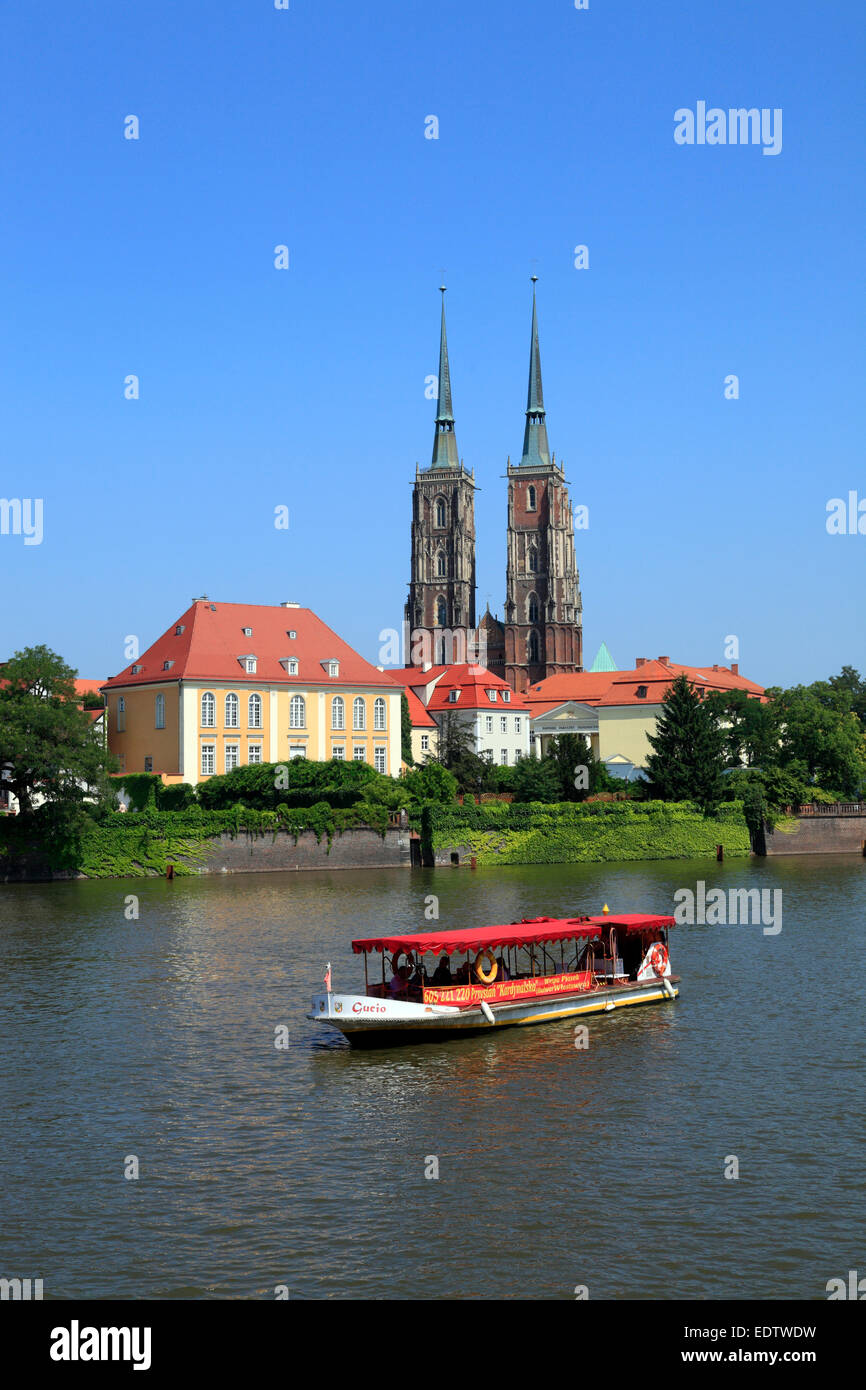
[{"x1": 324, "y1": 962, "x2": 332, "y2": 992}]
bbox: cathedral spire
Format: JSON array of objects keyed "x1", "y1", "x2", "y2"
[
  {"x1": 431, "y1": 285, "x2": 459, "y2": 469},
  {"x1": 519, "y1": 276, "x2": 551, "y2": 468}
]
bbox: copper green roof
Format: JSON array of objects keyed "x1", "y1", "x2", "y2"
[{"x1": 589, "y1": 642, "x2": 618, "y2": 673}]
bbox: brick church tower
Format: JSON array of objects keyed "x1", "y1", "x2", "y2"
[
  {"x1": 504, "y1": 279, "x2": 583, "y2": 693},
  {"x1": 406, "y1": 288, "x2": 477, "y2": 666}
]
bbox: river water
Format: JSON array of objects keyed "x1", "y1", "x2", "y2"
[{"x1": 1, "y1": 855, "x2": 863, "y2": 1300}]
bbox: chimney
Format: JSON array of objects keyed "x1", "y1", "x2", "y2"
[
  {"x1": 635, "y1": 658, "x2": 646, "y2": 668},
  {"x1": 712, "y1": 664, "x2": 719, "y2": 671},
  {"x1": 281, "y1": 601, "x2": 301, "y2": 609},
  {"x1": 657, "y1": 656, "x2": 670, "y2": 665},
  {"x1": 731, "y1": 662, "x2": 739, "y2": 675}
]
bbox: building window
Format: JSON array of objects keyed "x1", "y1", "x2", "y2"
[
  {"x1": 636, "y1": 685, "x2": 647, "y2": 699},
  {"x1": 116, "y1": 696, "x2": 126, "y2": 733},
  {"x1": 436, "y1": 551, "x2": 447, "y2": 577},
  {"x1": 201, "y1": 692, "x2": 215, "y2": 727},
  {"x1": 248, "y1": 693, "x2": 262, "y2": 728},
  {"x1": 289, "y1": 746, "x2": 306, "y2": 759},
  {"x1": 353, "y1": 746, "x2": 366, "y2": 761},
  {"x1": 529, "y1": 546, "x2": 539, "y2": 573},
  {"x1": 515, "y1": 717, "x2": 521, "y2": 734},
  {"x1": 353, "y1": 697, "x2": 366, "y2": 730},
  {"x1": 447, "y1": 690, "x2": 459, "y2": 703},
  {"x1": 500, "y1": 748, "x2": 508, "y2": 765},
  {"x1": 201, "y1": 744, "x2": 215, "y2": 776},
  {"x1": 290, "y1": 695, "x2": 306, "y2": 728},
  {"x1": 330, "y1": 696, "x2": 344, "y2": 730},
  {"x1": 374, "y1": 746, "x2": 386, "y2": 774},
  {"x1": 420, "y1": 734, "x2": 429, "y2": 752},
  {"x1": 248, "y1": 744, "x2": 262, "y2": 764},
  {"x1": 373, "y1": 697, "x2": 386, "y2": 730},
  {"x1": 243, "y1": 657, "x2": 256, "y2": 674},
  {"x1": 155, "y1": 693, "x2": 165, "y2": 729},
  {"x1": 242, "y1": 627, "x2": 253, "y2": 637},
  {"x1": 528, "y1": 595, "x2": 539, "y2": 623},
  {"x1": 436, "y1": 597, "x2": 447, "y2": 627},
  {"x1": 288, "y1": 629, "x2": 297, "y2": 640},
  {"x1": 527, "y1": 485, "x2": 537, "y2": 512},
  {"x1": 163, "y1": 660, "x2": 174, "y2": 671},
  {"x1": 225, "y1": 693, "x2": 239, "y2": 727},
  {"x1": 284, "y1": 657, "x2": 299, "y2": 676},
  {"x1": 528, "y1": 632, "x2": 540, "y2": 663},
  {"x1": 332, "y1": 745, "x2": 345, "y2": 760},
  {"x1": 435, "y1": 497, "x2": 446, "y2": 528},
  {"x1": 323, "y1": 660, "x2": 339, "y2": 678},
  {"x1": 485, "y1": 715, "x2": 493, "y2": 733},
  {"x1": 502, "y1": 690, "x2": 511, "y2": 703},
  {"x1": 501, "y1": 716, "x2": 507, "y2": 733},
  {"x1": 175, "y1": 624, "x2": 185, "y2": 636},
  {"x1": 131, "y1": 664, "x2": 141, "y2": 674},
  {"x1": 144, "y1": 756, "x2": 153, "y2": 773},
  {"x1": 225, "y1": 744, "x2": 239, "y2": 772},
  {"x1": 487, "y1": 690, "x2": 497, "y2": 703}
]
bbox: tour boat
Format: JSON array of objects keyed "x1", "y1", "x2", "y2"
[{"x1": 307, "y1": 912, "x2": 679, "y2": 1047}]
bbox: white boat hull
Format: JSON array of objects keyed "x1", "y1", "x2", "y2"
[{"x1": 307, "y1": 978, "x2": 679, "y2": 1048}]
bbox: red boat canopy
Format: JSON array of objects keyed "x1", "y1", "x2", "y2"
[{"x1": 351, "y1": 914, "x2": 674, "y2": 957}]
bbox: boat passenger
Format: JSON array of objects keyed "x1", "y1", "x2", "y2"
[
  {"x1": 431, "y1": 955, "x2": 452, "y2": 985},
  {"x1": 389, "y1": 964, "x2": 411, "y2": 998},
  {"x1": 496, "y1": 955, "x2": 510, "y2": 980}
]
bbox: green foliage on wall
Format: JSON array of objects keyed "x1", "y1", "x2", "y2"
[{"x1": 427, "y1": 799, "x2": 750, "y2": 865}]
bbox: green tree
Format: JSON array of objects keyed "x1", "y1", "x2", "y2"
[
  {"x1": 510, "y1": 755, "x2": 562, "y2": 803},
  {"x1": 400, "y1": 762, "x2": 458, "y2": 805},
  {"x1": 773, "y1": 686, "x2": 866, "y2": 798},
  {"x1": 644, "y1": 674, "x2": 726, "y2": 813},
  {"x1": 400, "y1": 692, "x2": 414, "y2": 767},
  {"x1": 704, "y1": 688, "x2": 780, "y2": 769},
  {"x1": 430, "y1": 711, "x2": 494, "y2": 793},
  {"x1": 0, "y1": 646, "x2": 113, "y2": 816}
]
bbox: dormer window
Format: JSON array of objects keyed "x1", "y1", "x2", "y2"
[
  {"x1": 239, "y1": 655, "x2": 257, "y2": 674},
  {"x1": 242, "y1": 627, "x2": 253, "y2": 638},
  {"x1": 281, "y1": 657, "x2": 299, "y2": 676},
  {"x1": 636, "y1": 685, "x2": 647, "y2": 699},
  {"x1": 502, "y1": 690, "x2": 511, "y2": 703},
  {"x1": 287, "y1": 630, "x2": 297, "y2": 640},
  {"x1": 322, "y1": 660, "x2": 340, "y2": 678},
  {"x1": 131, "y1": 664, "x2": 141, "y2": 674},
  {"x1": 163, "y1": 660, "x2": 174, "y2": 671},
  {"x1": 175, "y1": 625, "x2": 185, "y2": 636},
  {"x1": 487, "y1": 690, "x2": 497, "y2": 703},
  {"x1": 448, "y1": 690, "x2": 459, "y2": 703}
]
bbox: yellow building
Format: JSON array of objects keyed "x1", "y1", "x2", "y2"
[{"x1": 102, "y1": 599, "x2": 403, "y2": 783}]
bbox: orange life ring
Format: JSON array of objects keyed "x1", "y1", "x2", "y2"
[
  {"x1": 474, "y1": 949, "x2": 498, "y2": 985},
  {"x1": 650, "y1": 944, "x2": 668, "y2": 977},
  {"x1": 391, "y1": 949, "x2": 414, "y2": 974}
]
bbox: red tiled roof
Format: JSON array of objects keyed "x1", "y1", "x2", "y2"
[
  {"x1": 101, "y1": 601, "x2": 398, "y2": 692},
  {"x1": 425, "y1": 664, "x2": 531, "y2": 712},
  {"x1": 379, "y1": 671, "x2": 437, "y2": 728},
  {"x1": 525, "y1": 658, "x2": 765, "y2": 715}
]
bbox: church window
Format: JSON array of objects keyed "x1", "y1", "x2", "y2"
[
  {"x1": 528, "y1": 594, "x2": 539, "y2": 623},
  {"x1": 436, "y1": 552, "x2": 447, "y2": 577},
  {"x1": 528, "y1": 632, "x2": 540, "y2": 663},
  {"x1": 436, "y1": 598, "x2": 447, "y2": 627},
  {"x1": 529, "y1": 547, "x2": 539, "y2": 573},
  {"x1": 527, "y1": 485, "x2": 537, "y2": 512},
  {"x1": 435, "y1": 497, "x2": 447, "y2": 528}
]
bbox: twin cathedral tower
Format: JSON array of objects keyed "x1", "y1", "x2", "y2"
[{"x1": 405, "y1": 280, "x2": 584, "y2": 693}]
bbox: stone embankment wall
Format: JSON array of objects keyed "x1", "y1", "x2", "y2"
[
  {"x1": 764, "y1": 814, "x2": 866, "y2": 856},
  {"x1": 195, "y1": 826, "x2": 411, "y2": 873}
]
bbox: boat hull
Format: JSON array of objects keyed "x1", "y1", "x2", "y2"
[{"x1": 307, "y1": 977, "x2": 680, "y2": 1048}]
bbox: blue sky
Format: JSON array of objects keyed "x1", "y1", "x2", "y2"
[{"x1": 1, "y1": 0, "x2": 863, "y2": 689}]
